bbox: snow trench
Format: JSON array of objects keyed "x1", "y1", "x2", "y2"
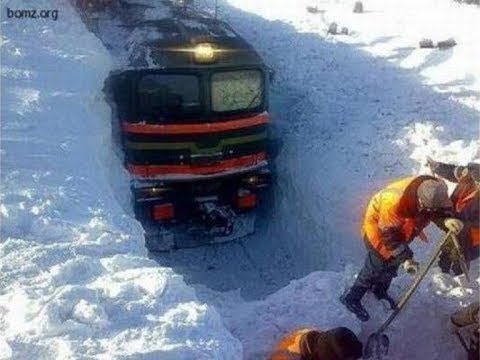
[{"x1": 1, "y1": 0, "x2": 479, "y2": 359}]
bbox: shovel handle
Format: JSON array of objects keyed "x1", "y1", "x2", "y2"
[
  {"x1": 450, "y1": 234, "x2": 471, "y2": 282},
  {"x1": 376, "y1": 230, "x2": 455, "y2": 334},
  {"x1": 454, "y1": 329, "x2": 469, "y2": 352}
]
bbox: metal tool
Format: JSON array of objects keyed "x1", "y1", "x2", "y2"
[{"x1": 450, "y1": 233, "x2": 471, "y2": 282}]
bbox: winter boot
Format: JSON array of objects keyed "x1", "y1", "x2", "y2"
[
  {"x1": 438, "y1": 251, "x2": 453, "y2": 274},
  {"x1": 372, "y1": 285, "x2": 397, "y2": 310},
  {"x1": 340, "y1": 286, "x2": 370, "y2": 322}
]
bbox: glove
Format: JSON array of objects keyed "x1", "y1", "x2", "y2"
[
  {"x1": 403, "y1": 259, "x2": 419, "y2": 275},
  {"x1": 444, "y1": 218, "x2": 464, "y2": 235},
  {"x1": 391, "y1": 244, "x2": 413, "y2": 263}
]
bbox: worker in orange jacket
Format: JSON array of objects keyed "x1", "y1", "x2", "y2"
[
  {"x1": 427, "y1": 159, "x2": 479, "y2": 275},
  {"x1": 341, "y1": 176, "x2": 461, "y2": 321},
  {"x1": 269, "y1": 327, "x2": 362, "y2": 360}
]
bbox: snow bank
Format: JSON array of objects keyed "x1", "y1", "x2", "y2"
[
  {"x1": 196, "y1": 270, "x2": 361, "y2": 359},
  {"x1": 0, "y1": 1, "x2": 241, "y2": 358},
  {"x1": 197, "y1": 261, "x2": 478, "y2": 359}
]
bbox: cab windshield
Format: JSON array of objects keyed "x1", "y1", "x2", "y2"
[
  {"x1": 137, "y1": 74, "x2": 201, "y2": 120},
  {"x1": 211, "y1": 69, "x2": 263, "y2": 113}
]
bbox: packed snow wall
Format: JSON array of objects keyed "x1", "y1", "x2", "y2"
[{"x1": 0, "y1": 1, "x2": 241, "y2": 358}]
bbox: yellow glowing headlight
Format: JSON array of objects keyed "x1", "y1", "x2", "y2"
[{"x1": 193, "y1": 43, "x2": 216, "y2": 63}]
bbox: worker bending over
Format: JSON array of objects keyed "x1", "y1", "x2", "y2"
[{"x1": 341, "y1": 175, "x2": 462, "y2": 321}]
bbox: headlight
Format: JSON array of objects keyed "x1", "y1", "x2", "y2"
[
  {"x1": 138, "y1": 187, "x2": 172, "y2": 198},
  {"x1": 243, "y1": 175, "x2": 259, "y2": 184},
  {"x1": 166, "y1": 43, "x2": 227, "y2": 63},
  {"x1": 242, "y1": 173, "x2": 270, "y2": 188},
  {"x1": 193, "y1": 43, "x2": 216, "y2": 63}
]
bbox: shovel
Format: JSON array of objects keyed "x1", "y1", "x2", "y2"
[{"x1": 364, "y1": 230, "x2": 456, "y2": 359}]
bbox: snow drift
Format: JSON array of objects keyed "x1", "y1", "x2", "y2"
[{"x1": 0, "y1": 1, "x2": 241, "y2": 358}]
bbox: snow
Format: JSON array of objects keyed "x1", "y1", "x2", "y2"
[
  {"x1": 1, "y1": 0, "x2": 479, "y2": 359},
  {"x1": 0, "y1": 1, "x2": 241, "y2": 359},
  {"x1": 196, "y1": 269, "x2": 362, "y2": 359}
]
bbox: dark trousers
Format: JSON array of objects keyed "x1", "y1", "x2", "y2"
[
  {"x1": 438, "y1": 227, "x2": 480, "y2": 276},
  {"x1": 353, "y1": 248, "x2": 403, "y2": 295}
]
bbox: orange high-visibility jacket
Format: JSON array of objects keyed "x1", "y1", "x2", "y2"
[
  {"x1": 452, "y1": 176, "x2": 479, "y2": 247},
  {"x1": 362, "y1": 176, "x2": 434, "y2": 260},
  {"x1": 269, "y1": 328, "x2": 312, "y2": 360}
]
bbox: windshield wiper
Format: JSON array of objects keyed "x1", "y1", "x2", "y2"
[{"x1": 246, "y1": 91, "x2": 261, "y2": 109}]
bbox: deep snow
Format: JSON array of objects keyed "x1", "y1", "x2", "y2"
[
  {"x1": 0, "y1": 1, "x2": 241, "y2": 358},
  {"x1": 1, "y1": 0, "x2": 479, "y2": 359}
]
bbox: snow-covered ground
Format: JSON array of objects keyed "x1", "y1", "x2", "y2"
[
  {"x1": 0, "y1": 1, "x2": 240, "y2": 358},
  {"x1": 1, "y1": 0, "x2": 479, "y2": 359}
]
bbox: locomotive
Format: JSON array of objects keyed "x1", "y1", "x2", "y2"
[{"x1": 106, "y1": 6, "x2": 273, "y2": 250}]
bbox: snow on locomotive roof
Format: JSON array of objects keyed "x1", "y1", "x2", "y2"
[
  {"x1": 114, "y1": 7, "x2": 264, "y2": 71},
  {"x1": 181, "y1": 18, "x2": 237, "y2": 38}
]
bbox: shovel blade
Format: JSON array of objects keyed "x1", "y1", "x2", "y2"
[{"x1": 364, "y1": 332, "x2": 389, "y2": 359}]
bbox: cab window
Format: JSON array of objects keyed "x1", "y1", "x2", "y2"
[
  {"x1": 137, "y1": 74, "x2": 201, "y2": 119},
  {"x1": 211, "y1": 70, "x2": 263, "y2": 113}
]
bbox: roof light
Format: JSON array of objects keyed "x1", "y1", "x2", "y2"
[{"x1": 194, "y1": 43, "x2": 215, "y2": 63}]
